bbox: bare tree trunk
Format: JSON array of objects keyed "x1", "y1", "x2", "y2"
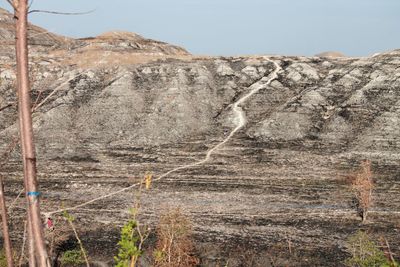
[
  {"x1": 14, "y1": 0, "x2": 50, "y2": 265},
  {"x1": 0, "y1": 176, "x2": 14, "y2": 267}
]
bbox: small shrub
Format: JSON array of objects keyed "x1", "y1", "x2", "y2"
[
  {"x1": 60, "y1": 249, "x2": 85, "y2": 266},
  {"x1": 347, "y1": 160, "x2": 374, "y2": 222},
  {"x1": 115, "y1": 173, "x2": 152, "y2": 267},
  {"x1": 344, "y1": 231, "x2": 398, "y2": 267},
  {"x1": 153, "y1": 208, "x2": 199, "y2": 267}
]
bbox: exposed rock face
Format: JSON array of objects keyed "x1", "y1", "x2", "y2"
[{"x1": 1, "y1": 8, "x2": 400, "y2": 266}]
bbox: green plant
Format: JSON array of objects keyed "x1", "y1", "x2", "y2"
[
  {"x1": 345, "y1": 231, "x2": 398, "y2": 267},
  {"x1": 114, "y1": 212, "x2": 142, "y2": 267},
  {"x1": 114, "y1": 173, "x2": 152, "y2": 267},
  {"x1": 60, "y1": 249, "x2": 85, "y2": 266}
]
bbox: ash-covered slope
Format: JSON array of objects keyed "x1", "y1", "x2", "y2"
[{"x1": 1, "y1": 8, "x2": 400, "y2": 266}]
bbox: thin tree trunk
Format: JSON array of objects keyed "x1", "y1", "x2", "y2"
[
  {"x1": 0, "y1": 176, "x2": 14, "y2": 267},
  {"x1": 27, "y1": 215, "x2": 36, "y2": 266},
  {"x1": 15, "y1": 33, "x2": 36, "y2": 267},
  {"x1": 14, "y1": 0, "x2": 50, "y2": 265},
  {"x1": 18, "y1": 221, "x2": 26, "y2": 267}
]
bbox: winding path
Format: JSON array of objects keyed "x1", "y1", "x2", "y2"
[{"x1": 47, "y1": 59, "x2": 282, "y2": 216}]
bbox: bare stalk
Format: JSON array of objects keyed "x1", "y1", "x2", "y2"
[
  {"x1": 0, "y1": 175, "x2": 14, "y2": 267},
  {"x1": 381, "y1": 237, "x2": 395, "y2": 264},
  {"x1": 64, "y1": 215, "x2": 90, "y2": 267},
  {"x1": 18, "y1": 221, "x2": 27, "y2": 267}
]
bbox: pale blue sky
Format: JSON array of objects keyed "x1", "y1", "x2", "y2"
[{"x1": 1, "y1": 0, "x2": 399, "y2": 56}]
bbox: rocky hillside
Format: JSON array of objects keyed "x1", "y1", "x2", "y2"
[
  {"x1": 1, "y1": 8, "x2": 399, "y2": 266},
  {"x1": 0, "y1": 7, "x2": 189, "y2": 68}
]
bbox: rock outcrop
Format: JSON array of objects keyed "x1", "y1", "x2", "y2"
[{"x1": 1, "y1": 8, "x2": 399, "y2": 266}]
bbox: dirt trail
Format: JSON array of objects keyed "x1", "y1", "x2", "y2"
[{"x1": 157, "y1": 59, "x2": 281, "y2": 179}]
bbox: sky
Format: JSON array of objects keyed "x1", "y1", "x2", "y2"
[{"x1": 1, "y1": 0, "x2": 399, "y2": 57}]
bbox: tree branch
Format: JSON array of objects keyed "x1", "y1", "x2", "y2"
[
  {"x1": 28, "y1": 9, "x2": 95, "y2": 15},
  {"x1": 28, "y1": 0, "x2": 34, "y2": 10},
  {"x1": 6, "y1": 0, "x2": 17, "y2": 11},
  {"x1": 0, "y1": 103, "x2": 13, "y2": 112}
]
